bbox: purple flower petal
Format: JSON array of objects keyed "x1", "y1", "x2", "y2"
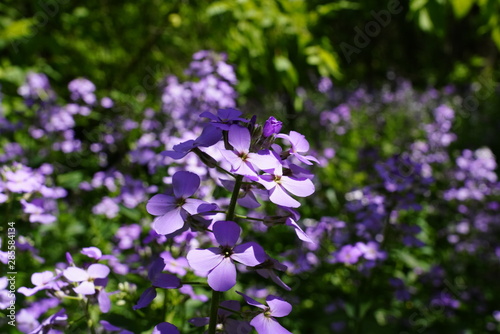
[
  {"x1": 74, "y1": 281, "x2": 96, "y2": 295},
  {"x1": 182, "y1": 198, "x2": 207, "y2": 215},
  {"x1": 32, "y1": 271, "x2": 54, "y2": 286},
  {"x1": 219, "y1": 300, "x2": 241, "y2": 317},
  {"x1": 98, "y1": 290, "x2": 111, "y2": 313},
  {"x1": 195, "y1": 126, "x2": 222, "y2": 147},
  {"x1": 213, "y1": 221, "x2": 241, "y2": 247},
  {"x1": 162, "y1": 150, "x2": 189, "y2": 159},
  {"x1": 266, "y1": 271, "x2": 291, "y2": 291},
  {"x1": 81, "y1": 247, "x2": 102, "y2": 259},
  {"x1": 269, "y1": 185, "x2": 300, "y2": 208},
  {"x1": 208, "y1": 257, "x2": 237, "y2": 291},
  {"x1": 187, "y1": 248, "x2": 223, "y2": 273},
  {"x1": 152, "y1": 273, "x2": 181, "y2": 289},
  {"x1": 172, "y1": 171, "x2": 200, "y2": 198},
  {"x1": 238, "y1": 189, "x2": 261, "y2": 209},
  {"x1": 148, "y1": 258, "x2": 166, "y2": 282},
  {"x1": 153, "y1": 207, "x2": 185, "y2": 235},
  {"x1": 236, "y1": 291, "x2": 266, "y2": 309},
  {"x1": 147, "y1": 194, "x2": 176, "y2": 215},
  {"x1": 200, "y1": 111, "x2": 219, "y2": 121},
  {"x1": 280, "y1": 177, "x2": 314, "y2": 197},
  {"x1": 220, "y1": 149, "x2": 243, "y2": 170},
  {"x1": 134, "y1": 287, "x2": 157, "y2": 310},
  {"x1": 247, "y1": 151, "x2": 281, "y2": 171},
  {"x1": 228, "y1": 125, "x2": 250, "y2": 153},
  {"x1": 87, "y1": 264, "x2": 110, "y2": 279},
  {"x1": 266, "y1": 295, "x2": 292, "y2": 317},
  {"x1": 250, "y1": 313, "x2": 292, "y2": 334},
  {"x1": 188, "y1": 317, "x2": 209, "y2": 327},
  {"x1": 63, "y1": 267, "x2": 88, "y2": 282},
  {"x1": 232, "y1": 242, "x2": 266, "y2": 267},
  {"x1": 225, "y1": 319, "x2": 253, "y2": 334},
  {"x1": 285, "y1": 219, "x2": 314, "y2": 243}
]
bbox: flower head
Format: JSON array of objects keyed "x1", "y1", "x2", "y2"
[
  {"x1": 187, "y1": 221, "x2": 266, "y2": 291},
  {"x1": 147, "y1": 171, "x2": 210, "y2": 236},
  {"x1": 63, "y1": 263, "x2": 110, "y2": 295},
  {"x1": 237, "y1": 292, "x2": 292, "y2": 334}
]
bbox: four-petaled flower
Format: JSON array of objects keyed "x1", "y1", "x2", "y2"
[
  {"x1": 276, "y1": 131, "x2": 319, "y2": 165},
  {"x1": 237, "y1": 292, "x2": 293, "y2": 334},
  {"x1": 220, "y1": 124, "x2": 279, "y2": 180},
  {"x1": 187, "y1": 221, "x2": 266, "y2": 291},
  {"x1": 258, "y1": 163, "x2": 315, "y2": 208},
  {"x1": 63, "y1": 264, "x2": 110, "y2": 295},
  {"x1": 147, "y1": 171, "x2": 209, "y2": 236}
]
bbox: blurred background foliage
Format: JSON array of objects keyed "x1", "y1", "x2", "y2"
[{"x1": 0, "y1": 0, "x2": 498, "y2": 149}]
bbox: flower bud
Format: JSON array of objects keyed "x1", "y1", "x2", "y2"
[{"x1": 262, "y1": 116, "x2": 282, "y2": 137}]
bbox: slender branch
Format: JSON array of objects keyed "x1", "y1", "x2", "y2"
[
  {"x1": 235, "y1": 214, "x2": 265, "y2": 221},
  {"x1": 218, "y1": 305, "x2": 241, "y2": 315},
  {"x1": 181, "y1": 281, "x2": 207, "y2": 285}
]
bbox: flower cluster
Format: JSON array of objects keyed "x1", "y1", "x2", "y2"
[{"x1": 143, "y1": 107, "x2": 318, "y2": 332}]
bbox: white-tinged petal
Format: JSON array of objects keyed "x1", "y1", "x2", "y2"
[
  {"x1": 153, "y1": 207, "x2": 185, "y2": 235},
  {"x1": 187, "y1": 248, "x2": 223, "y2": 274},
  {"x1": 250, "y1": 313, "x2": 292, "y2": 334},
  {"x1": 74, "y1": 281, "x2": 96, "y2": 295},
  {"x1": 63, "y1": 267, "x2": 89, "y2": 282},
  {"x1": 280, "y1": 176, "x2": 314, "y2": 197},
  {"x1": 269, "y1": 185, "x2": 300, "y2": 208}
]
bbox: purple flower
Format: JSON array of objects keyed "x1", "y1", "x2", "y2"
[
  {"x1": 257, "y1": 164, "x2": 314, "y2": 208},
  {"x1": 100, "y1": 320, "x2": 134, "y2": 334},
  {"x1": 200, "y1": 108, "x2": 248, "y2": 130},
  {"x1": 146, "y1": 171, "x2": 209, "y2": 236},
  {"x1": 63, "y1": 264, "x2": 110, "y2": 295},
  {"x1": 335, "y1": 244, "x2": 362, "y2": 264},
  {"x1": 134, "y1": 258, "x2": 181, "y2": 310},
  {"x1": 262, "y1": 117, "x2": 282, "y2": 137},
  {"x1": 162, "y1": 125, "x2": 222, "y2": 159},
  {"x1": 220, "y1": 125, "x2": 280, "y2": 179},
  {"x1": 92, "y1": 197, "x2": 120, "y2": 219},
  {"x1": 253, "y1": 258, "x2": 290, "y2": 291},
  {"x1": 355, "y1": 241, "x2": 386, "y2": 261},
  {"x1": 18, "y1": 271, "x2": 61, "y2": 296},
  {"x1": 237, "y1": 292, "x2": 292, "y2": 334},
  {"x1": 29, "y1": 308, "x2": 68, "y2": 334},
  {"x1": 160, "y1": 251, "x2": 189, "y2": 276},
  {"x1": 153, "y1": 322, "x2": 180, "y2": 334},
  {"x1": 276, "y1": 131, "x2": 319, "y2": 165},
  {"x1": 21, "y1": 199, "x2": 56, "y2": 224},
  {"x1": 68, "y1": 78, "x2": 96, "y2": 104},
  {"x1": 189, "y1": 300, "x2": 252, "y2": 333},
  {"x1": 187, "y1": 221, "x2": 266, "y2": 291}
]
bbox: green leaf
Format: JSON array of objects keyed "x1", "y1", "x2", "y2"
[
  {"x1": 119, "y1": 205, "x2": 141, "y2": 221},
  {"x1": 410, "y1": 0, "x2": 429, "y2": 12},
  {"x1": 418, "y1": 8, "x2": 433, "y2": 31},
  {"x1": 56, "y1": 171, "x2": 84, "y2": 190},
  {"x1": 492, "y1": 26, "x2": 500, "y2": 51},
  {"x1": 0, "y1": 18, "x2": 33, "y2": 41},
  {"x1": 450, "y1": 0, "x2": 476, "y2": 19}
]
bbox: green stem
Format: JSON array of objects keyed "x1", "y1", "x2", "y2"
[
  {"x1": 235, "y1": 214, "x2": 265, "y2": 221},
  {"x1": 181, "y1": 281, "x2": 207, "y2": 285},
  {"x1": 208, "y1": 175, "x2": 244, "y2": 334},
  {"x1": 226, "y1": 175, "x2": 243, "y2": 222},
  {"x1": 208, "y1": 290, "x2": 222, "y2": 334}
]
